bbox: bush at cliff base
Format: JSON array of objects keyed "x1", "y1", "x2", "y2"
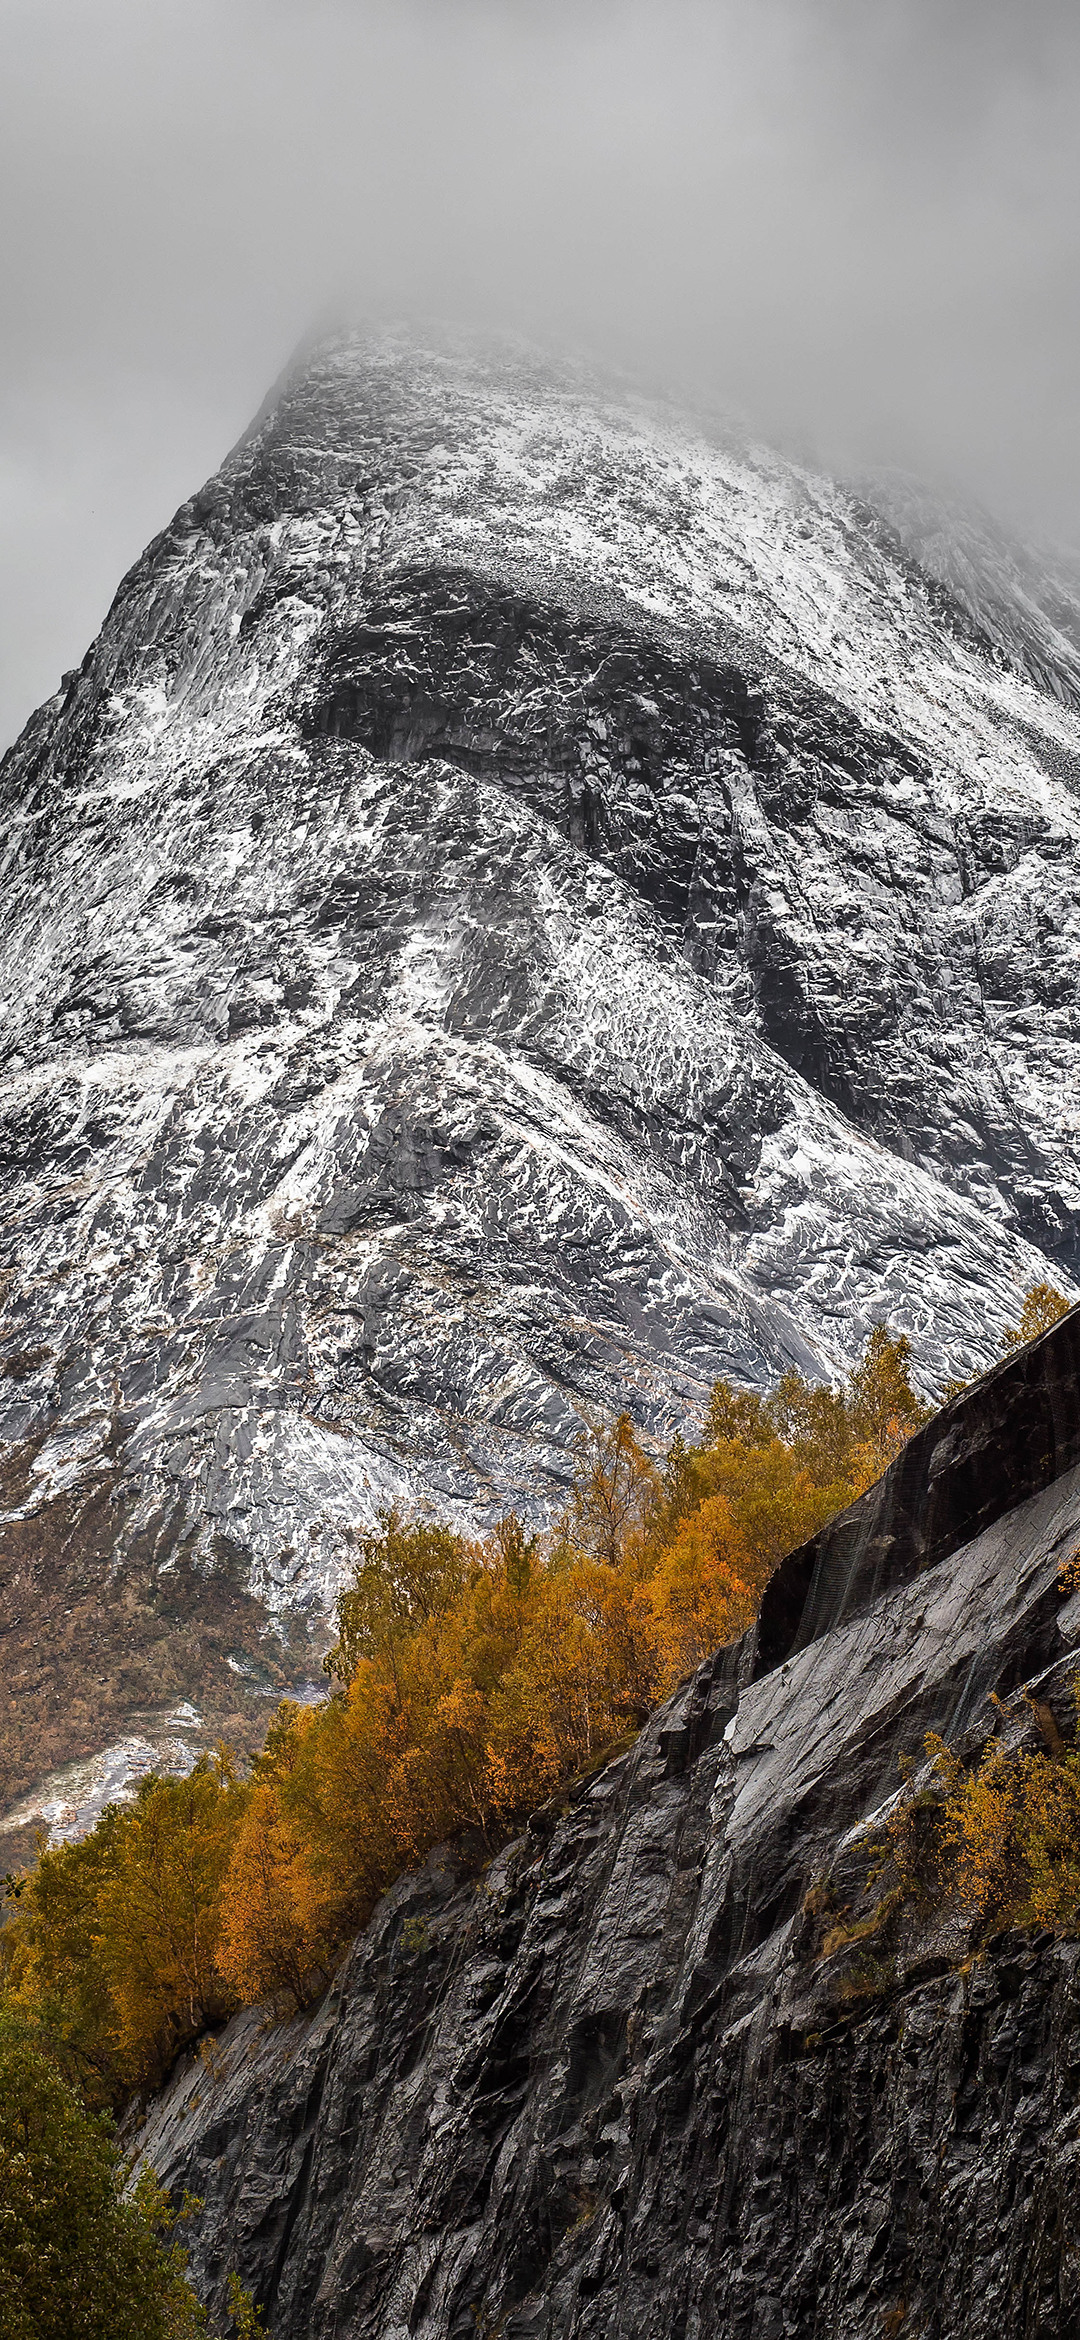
[{"x1": 0, "y1": 2008, "x2": 206, "y2": 2339}]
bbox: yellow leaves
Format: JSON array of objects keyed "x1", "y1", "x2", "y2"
[
  {"x1": 845, "y1": 1326, "x2": 931, "y2": 1450},
  {"x1": 702, "y1": 1380, "x2": 773, "y2": 1451},
  {"x1": 922, "y1": 1730, "x2": 962, "y2": 1797},
  {"x1": 325, "y1": 1510, "x2": 475, "y2": 1686},
  {"x1": 942, "y1": 1737, "x2": 1080, "y2": 1932},
  {"x1": 217, "y1": 1783, "x2": 330, "y2": 2010},
  {"x1": 767, "y1": 1373, "x2": 852, "y2": 1480},
  {"x1": 89, "y1": 1765, "x2": 240, "y2": 2079},
  {"x1": 1058, "y1": 1548, "x2": 1080, "y2": 1597},
  {"x1": 8, "y1": 1326, "x2": 950, "y2": 2064},
  {"x1": 490, "y1": 1574, "x2": 610, "y2": 1780},
  {"x1": 943, "y1": 1737, "x2": 1025, "y2": 1922},
  {"x1": 566, "y1": 1411, "x2": 658, "y2": 1569},
  {"x1": 648, "y1": 1494, "x2": 756, "y2": 1682},
  {"x1": 290, "y1": 1668, "x2": 414, "y2": 1913},
  {"x1": 398, "y1": 1676, "x2": 492, "y2": 1846},
  {"x1": 685, "y1": 1438, "x2": 859, "y2": 1585},
  {"x1": 883, "y1": 1705, "x2": 1080, "y2": 1941},
  {"x1": 569, "y1": 1561, "x2": 662, "y2": 1722},
  {"x1": 845, "y1": 1438, "x2": 895, "y2": 1498},
  {"x1": 1001, "y1": 1281, "x2": 1071, "y2": 1353},
  {"x1": 433, "y1": 1677, "x2": 487, "y2": 1742},
  {"x1": 702, "y1": 1324, "x2": 930, "y2": 1508},
  {"x1": 3, "y1": 1761, "x2": 243, "y2": 2096}
]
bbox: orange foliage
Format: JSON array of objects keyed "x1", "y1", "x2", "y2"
[
  {"x1": 4, "y1": 1324, "x2": 935, "y2": 2064},
  {"x1": 944, "y1": 1731, "x2": 1080, "y2": 1931},
  {"x1": 1001, "y1": 1281, "x2": 1070, "y2": 1353},
  {"x1": 649, "y1": 1493, "x2": 757, "y2": 1680},
  {"x1": 2, "y1": 1757, "x2": 242, "y2": 2095},
  {"x1": 217, "y1": 1778, "x2": 333, "y2": 2009},
  {"x1": 881, "y1": 1703, "x2": 1080, "y2": 1941}
]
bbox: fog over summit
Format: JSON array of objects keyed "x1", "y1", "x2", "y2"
[{"x1": 3, "y1": 0, "x2": 1080, "y2": 749}]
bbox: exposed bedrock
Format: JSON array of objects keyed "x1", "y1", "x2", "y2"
[
  {"x1": 3, "y1": 322, "x2": 1080, "y2": 1807},
  {"x1": 136, "y1": 1307, "x2": 1080, "y2": 2339}
]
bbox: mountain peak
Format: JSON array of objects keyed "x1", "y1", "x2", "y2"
[{"x1": 1, "y1": 332, "x2": 1078, "y2": 1821}]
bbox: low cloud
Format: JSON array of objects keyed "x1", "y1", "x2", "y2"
[{"x1": 3, "y1": 0, "x2": 1079, "y2": 744}]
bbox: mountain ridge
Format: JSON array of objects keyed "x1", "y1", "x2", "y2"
[{"x1": 2, "y1": 322, "x2": 1079, "y2": 1821}]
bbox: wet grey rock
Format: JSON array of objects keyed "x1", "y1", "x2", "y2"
[
  {"x1": 757, "y1": 1296, "x2": 1080, "y2": 1667},
  {"x1": 3, "y1": 321, "x2": 1080, "y2": 1800},
  {"x1": 134, "y1": 1306, "x2": 1080, "y2": 2339}
]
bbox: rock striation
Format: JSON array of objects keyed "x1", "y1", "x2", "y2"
[
  {"x1": 3, "y1": 323, "x2": 1080, "y2": 1809},
  {"x1": 135, "y1": 1304, "x2": 1080, "y2": 2339}
]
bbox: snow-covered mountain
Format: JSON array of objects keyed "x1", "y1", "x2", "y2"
[{"x1": 2, "y1": 324, "x2": 1079, "y2": 1812}]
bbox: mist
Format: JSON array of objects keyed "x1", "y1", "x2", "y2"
[{"x1": 2, "y1": 0, "x2": 1079, "y2": 748}]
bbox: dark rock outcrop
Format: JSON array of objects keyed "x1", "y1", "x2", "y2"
[
  {"x1": 135, "y1": 1306, "x2": 1080, "y2": 2338},
  {"x1": 757, "y1": 1298, "x2": 1080, "y2": 1667},
  {"x1": 3, "y1": 324, "x2": 1080, "y2": 1816}
]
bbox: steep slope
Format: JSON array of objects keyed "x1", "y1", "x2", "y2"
[
  {"x1": 2, "y1": 324, "x2": 1080, "y2": 1813},
  {"x1": 134, "y1": 1306, "x2": 1080, "y2": 2340}
]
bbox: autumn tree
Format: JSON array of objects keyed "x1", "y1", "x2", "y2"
[
  {"x1": 90, "y1": 1757, "x2": 241, "y2": 2082},
  {"x1": 0, "y1": 1805, "x2": 128, "y2": 2101},
  {"x1": 702, "y1": 1324, "x2": 929, "y2": 1501},
  {"x1": 326, "y1": 1510, "x2": 474, "y2": 1686},
  {"x1": 882, "y1": 1709, "x2": 1080, "y2": 1940},
  {"x1": 3, "y1": 1757, "x2": 244, "y2": 2094},
  {"x1": 0, "y1": 2010, "x2": 207, "y2": 2339},
  {"x1": 648, "y1": 1493, "x2": 756, "y2": 1680},
  {"x1": 1001, "y1": 1281, "x2": 1071, "y2": 1352},
  {"x1": 766, "y1": 1372, "x2": 853, "y2": 1484},
  {"x1": 565, "y1": 1410, "x2": 658, "y2": 1568},
  {"x1": 493, "y1": 1511, "x2": 538, "y2": 1599},
  {"x1": 702, "y1": 1380, "x2": 773, "y2": 1450},
  {"x1": 5, "y1": 1322, "x2": 952, "y2": 2049},
  {"x1": 217, "y1": 1779, "x2": 330, "y2": 2010},
  {"x1": 845, "y1": 1324, "x2": 930, "y2": 1452}
]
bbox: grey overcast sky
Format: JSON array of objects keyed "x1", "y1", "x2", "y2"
[{"x1": 2, "y1": 0, "x2": 1079, "y2": 748}]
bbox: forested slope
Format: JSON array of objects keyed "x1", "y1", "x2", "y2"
[{"x1": 117, "y1": 1301, "x2": 1080, "y2": 2340}]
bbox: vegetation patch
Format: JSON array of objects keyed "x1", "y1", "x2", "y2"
[
  {"x1": 0, "y1": 2006, "x2": 264, "y2": 2336},
  {"x1": 1, "y1": 1290, "x2": 1071, "y2": 2329},
  {"x1": 2, "y1": 1324, "x2": 928, "y2": 2099},
  {"x1": 879, "y1": 1680, "x2": 1080, "y2": 1941},
  {"x1": 0, "y1": 1484, "x2": 317, "y2": 1814}
]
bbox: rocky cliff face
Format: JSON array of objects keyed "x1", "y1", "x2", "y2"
[
  {"x1": 3, "y1": 324, "x2": 1080, "y2": 1816},
  {"x1": 134, "y1": 1305, "x2": 1080, "y2": 2339}
]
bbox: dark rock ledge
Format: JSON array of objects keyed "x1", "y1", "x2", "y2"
[{"x1": 134, "y1": 1309, "x2": 1080, "y2": 2338}]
